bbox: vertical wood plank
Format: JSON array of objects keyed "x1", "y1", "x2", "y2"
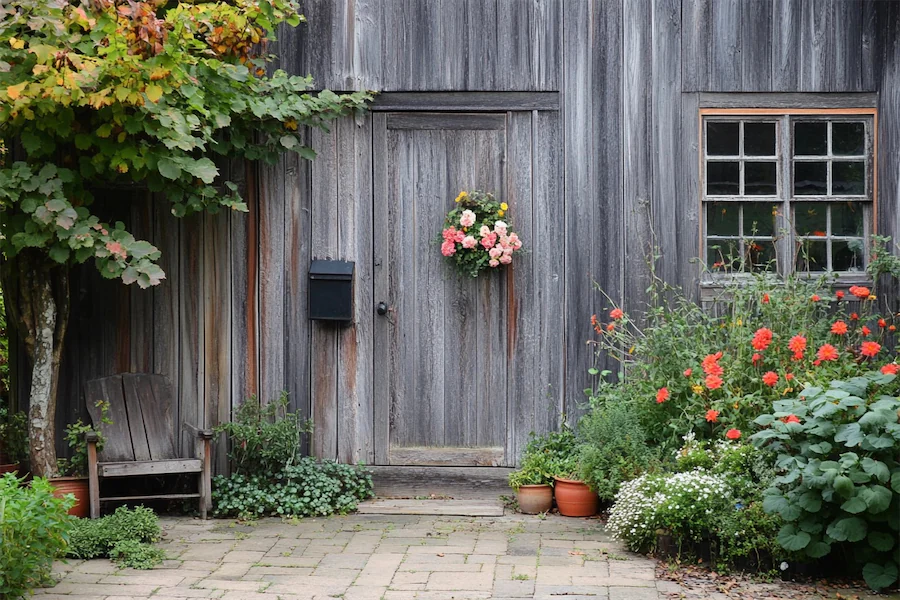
[
  {"x1": 533, "y1": 0, "x2": 562, "y2": 91},
  {"x1": 497, "y1": 0, "x2": 533, "y2": 91},
  {"x1": 562, "y1": 0, "x2": 593, "y2": 426},
  {"x1": 833, "y1": 0, "x2": 864, "y2": 92},
  {"x1": 129, "y1": 193, "x2": 154, "y2": 373},
  {"x1": 336, "y1": 116, "x2": 375, "y2": 464},
  {"x1": 707, "y1": 0, "x2": 741, "y2": 91},
  {"x1": 771, "y1": 0, "x2": 801, "y2": 90},
  {"x1": 681, "y1": 0, "x2": 710, "y2": 92},
  {"x1": 740, "y1": 0, "x2": 773, "y2": 92},
  {"x1": 152, "y1": 197, "x2": 180, "y2": 448},
  {"x1": 178, "y1": 213, "x2": 204, "y2": 454},
  {"x1": 466, "y1": 0, "x2": 498, "y2": 89},
  {"x1": 679, "y1": 92, "x2": 702, "y2": 297},
  {"x1": 799, "y1": 0, "x2": 833, "y2": 91},
  {"x1": 876, "y1": 2, "x2": 900, "y2": 246},
  {"x1": 860, "y1": 1, "x2": 877, "y2": 93},
  {"x1": 310, "y1": 126, "x2": 339, "y2": 460},
  {"x1": 373, "y1": 113, "x2": 391, "y2": 465},
  {"x1": 229, "y1": 160, "x2": 257, "y2": 412},
  {"x1": 258, "y1": 157, "x2": 286, "y2": 405}
]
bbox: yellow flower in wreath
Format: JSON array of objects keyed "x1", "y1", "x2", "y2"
[
  {"x1": 500, "y1": 202, "x2": 509, "y2": 211},
  {"x1": 455, "y1": 191, "x2": 468, "y2": 203},
  {"x1": 498, "y1": 210, "x2": 505, "y2": 216}
]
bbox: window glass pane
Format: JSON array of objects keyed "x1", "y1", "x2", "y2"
[
  {"x1": 796, "y1": 240, "x2": 827, "y2": 272},
  {"x1": 832, "y1": 240, "x2": 864, "y2": 272},
  {"x1": 832, "y1": 122, "x2": 865, "y2": 156},
  {"x1": 794, "y1": 203, "x2": 827, "y2": 237},
  {"x1": 707, "y1": 122, "x2": 740, "y2": 156},
  {"x1": 707, "y1": 240, "x2": 740, "y2": 271},
  {"x1": 832, "y1": 202, "x2": 864, "y2": 237},
  {"x1": 744, "y1": 122, "x2": 776, "y2": 156},
  {"x1": 707, "y1": 161, "x2": 740, "y2": 195},
  {"x1": 795, "y1": 122, "x2": 827, "y2": 156},
  {"x1": 794, "y1": 162, "x2": 827, "y2": 195},
  {"x1": 707, "y1": 202, "x2": 739, "y2": 235},
  {"x1": 832, "y1": 161, "x2": 865, "y2": 195},
  {"x1": 742, "y1": 202, "x2": 776, "y2": 237},
  {"x1": 744, "y1": 162, "x2": 777, "y2": 195},
  {"x1": 746, "y1": 240, "x2": 776, "y2": 272}
]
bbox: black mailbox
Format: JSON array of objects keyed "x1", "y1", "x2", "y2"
[{"x1": 309, "y1": 260, "x2": 355, "y2": 322}]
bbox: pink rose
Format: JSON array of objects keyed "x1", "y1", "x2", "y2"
[
  {"x1": 489, "y1": 259, "x2": 499, "y2": 267},
  {"x1": 442, "y1": 227, "x2": 457, "y2": 242},
  {"x1": 498, "y1": 235, "x2": 510, "y2": 248},
  {"x1": 508, "y1": 233, "x2": 522, "y2": 250},
  {"x1": 440, "y1": 241, "x2": 456, "y2": 257},
  {"x1": 499, "y1": 254, "x2": 512, "y2": 265},
  {"x1": 455, "y1": 230, "x2": 465, "y2": 243},
  {"x1": 462, "y1": 235, "x2": 477, "y2": 249},
  {"x1": 494, "y1": 220, "x2": 508, "y2": 235},
  {"x1": 479, "y1": 225, "x2": 491, "y2": 237},
  {"x1": 489, "y1": 247, "x2": 503, "y2": 259},
  {"x1": 480, "y1": 233, "x2": 497, "y2": 249},
  {"x1": 502, "y1": 246, "x2": 513, "y2": 257},
  {"x1": 460, "y1": 210, "x2": 476, "y2": 227}
]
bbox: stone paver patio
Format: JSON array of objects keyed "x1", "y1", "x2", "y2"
[{"x1": 41, "y1": 513, "x2": 896, "y2": 600}]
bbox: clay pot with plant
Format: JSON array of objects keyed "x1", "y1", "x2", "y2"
[
  {"x1": 52, "y1": 400, "x2": 110, "y2": 518},
  {"x1": 508, "y1": 466, "x2": 552, "y2": 515},
  {"x1": 0, "y1": 406, "x2": 28, "y2": 476},
  {"x1": 540, "y1": 429, "x2": 598, "y2": 518}
]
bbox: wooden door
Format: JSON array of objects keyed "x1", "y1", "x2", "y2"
[{"x1": 373, "y1": 112, "x2": 513, "y2": 467}]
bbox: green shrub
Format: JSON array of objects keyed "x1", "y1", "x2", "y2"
[
  {"x1": 750, "y1": 373, "x2": 900, "y2": 590},
  {"x1": 213, "y1": 457, "x2": 374, "y2": 519},
  {"x1": 509, "y1": 429, "x2": 578, "y2": 489},
  {"x1": 715, "y1": 500, "x2": 788, "y2": 574},
  {"x1": 0, "y1": 407, "x2": 28, "y2": 464},
  {"x1": 109, "y1": 540, "x2": 167, "y2": 569},
  {"x1": 577, "y1": 402, "x2": 658, "y2": 500},
  {"x1": 67, "y1": 506, "x2": 162, "y2": 568},
  {"x1": 214, "y1": 392, "x2": 313, "y2": 477},
  {"x1": 0, "y1": 474, "x2": 74, "y2": 598}
]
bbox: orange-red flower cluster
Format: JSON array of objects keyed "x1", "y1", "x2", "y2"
[
  {"x1": 752, "y1": 353, "x2": 762, "y2": 365},
  {"x1": 610, "y1": 307, "x2": 624, "y2": 320},
  {"x1": 836, "y1": 290, "x2": 845, "y2": 300},
  {"x1": 811, "y1": 294, "x2": 820, "y2": 302},
  {"x1": 762, "y1": 294, "x2": 770, "y2": 304},
  {"x1": 881, "y1": 363, "x2": 899, "y2": 375},
  {"x1": 591, "y1": 314, "x2": 602, "y2": 334},
  {"x1": 831, "y1": 320, "x2": 848, "y2": 335},
  {"x1": 683, "y1": 368, "x2": 692, "y2": 377},
  {"x1": 656, "y1": 387, "x2": 669, "y2": 404},
  {"x1": 788, "y1": 334, "x2": 807, "y2": 360},
  {"x1": 781, "y1": 414, "x2": 800, "y2": 424},
  {"x1": 879, "y1": 318, "x2": 887, "y2": 328},
  {"x1": 862, "y1": 325, "x2": 871, "y2": 337},
  {"x1": 726, "y1": 428, "x2": 741, "y2": 440},
  {"x1": 816, "y1": 343, "x2": 839, "y2": 362},
  {"x1": 861, "y1": 341, "x2": 881, "y2": 358},
  {"x1": 751, "y1": 327, "x2": 773, "y2": 351},
  {"x1": 705, "y1": 409, "x2": 719, "y2": 423},
  {"x1": 850, "y1": 285, "x2": 871, "y2": 299},
  {"x1": 762, "y1": 371, "x2": 778, "y2": 387}
]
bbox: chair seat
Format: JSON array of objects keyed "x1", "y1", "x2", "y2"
[{"x1": 98, "y1": 458, "x2": 203, "y2": 478}]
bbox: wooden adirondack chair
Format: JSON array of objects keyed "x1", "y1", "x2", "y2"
[{"x1": 83, "y1": 374, "x2": 212, "y2": 519}]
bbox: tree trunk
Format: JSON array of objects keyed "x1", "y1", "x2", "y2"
[{"x1": 2, "y1": 251, "x2": 70, "y2": 478}]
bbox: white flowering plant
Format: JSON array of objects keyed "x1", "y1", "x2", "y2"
[{"x1": 607, "y1": 469, "x2": 733, "y2": 553}]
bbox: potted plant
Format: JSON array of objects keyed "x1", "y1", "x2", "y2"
[
  {"x1": 0, "y1": 406, "x2": 28, "y2": 475},
  {"x1": 53, "y1": 401, "x2": 109, "y2": 518},
  {"x1": 541, "y1": 428, "x2": 598, "y2": 517},
  {"x1": 508, "y1": 439, "x2": 554, "y2": 514}
]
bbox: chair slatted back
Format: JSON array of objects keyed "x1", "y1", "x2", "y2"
[{"x1": 84, "y1": 374, "x2": 178, "y2": 462}]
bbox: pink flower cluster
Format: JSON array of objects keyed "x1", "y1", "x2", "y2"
[{"x1": 441, "y1": 217, "x2": 522, "y2": 267}]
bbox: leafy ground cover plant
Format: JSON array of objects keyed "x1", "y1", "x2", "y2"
[
  {"x1": 67, "y1": 505, "x2": 164, "y2": 569},
  {"x1": 509, "y1": 429, "x2": 578, "y2": 489},
  {"x1": 212, "y1": 457, "x2": 373, "y2": 519},
  {"x1": 750, "y1": 372, "x2": 900, "y2": 590},
  {"x1": 0, "y1": 473, "x2": 74, "y2": 598}
]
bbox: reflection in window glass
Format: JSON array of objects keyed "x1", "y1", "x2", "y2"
[
  {"x1": 832, "y1": 122, "x2": 865, "y2": 156},
  {"x1": 832, "y1": 240, "x2": 865, "y2": 272},
  {"x1": 707, "y1": 202, "x2": 740, "y2": 235},
  {"x1": 794, "y1": 162, "x2": 827, "y2": 195},
  {"x1": 744, "y1": 122, "x2": 776, "y2": 156},
  {"x1": 832, "y1": 202, "x2": 864, "y2": 237},
  {"x1": 794, "y1": 203, "x2": 827, "y2": 237},
  {"x1": 707, "y1": 122, "x2": 740, "y2": 155},
  {"x1": 743, "y1": 202, "x2": 776, "y2": 237},
  {"x1": 794, "y1": 122, "x2": 827, "y2": 155},
  {"x1": 745, "y1": 162, "x2": 777, "y2": 196},
  {"x1": 796, "y1": 240, "x2": 828, "y2": 272},
  {"x1": 707, "y1": 162, "x2": 740, "y2": 195},
  {"x1": 832, "y1": 161, "x2": 865, "y2": 195}
]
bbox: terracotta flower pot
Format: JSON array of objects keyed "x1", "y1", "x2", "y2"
[
  {"x1": 516, "y1": 484, "x2": 553, "y2": 514},
  {"x1": 553, "y1": 477, "x2": 598, "y2": 517},
  {"x1": 51, "y1": 476, "x2": 90, "y2": 518}
]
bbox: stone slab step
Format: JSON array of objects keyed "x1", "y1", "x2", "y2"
[{"x1": 356, "y1": 498, "x2": 505, "y2": 516}]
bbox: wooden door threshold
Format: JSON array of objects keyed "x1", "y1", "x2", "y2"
[
  {"x1": 369, "y1": 466, "x2": 514, "y2": 500},
  {"x1": 357, "y1": 498, "x2": 504, "y2": 517}
]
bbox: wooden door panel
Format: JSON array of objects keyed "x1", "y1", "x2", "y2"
[{"x1": 374, "y1": 112, "x2": 510, "y2": 466}]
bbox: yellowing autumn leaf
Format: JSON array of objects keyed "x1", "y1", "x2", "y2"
[
  {"x1": 6, "y1": 82, "x2": 26, "y2": 100},
  {"x1": 145, "y1": 84, "x2": 163, "y2": 103},
  {"x1": 9, "y1": 37, "x2": 25, "y2": 50}
]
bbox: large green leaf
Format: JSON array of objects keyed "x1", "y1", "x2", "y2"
[
  {"x1": 862, "y1": 561, "x2": 898, "y2": 590},
  {"x1": 835, "y1": 423, "x2": 865, "y2": 447},
  {"x1": 833, "y1": 475, "x2": 855, "y2": 499},
  {"x1": 840, "y1": 496, "x2": 867, "y2": 514},
  {"x1": 797, "y1": 491, "x2": 822, "y2": 512},
  {"x1": 826, "y1": 516, "x2": 867, "y2": 542},
  {"x1": 776, "y1": 524, "x2": 811, "y2": 551},
  {"x1": 157, "y1": 157, "x2": 182, "y2": 180},
  {"x1": 892, "y1": 471, "x2": 900, "y2": 494},
  {"x1": 861, "y1": 485, "x2": 893, "y2": 514},
  {"x1": 868, "y1": 531, "x2": 896, "y2": 552},
  {"x1": 183, "y1": 157, "x2": 218, "y2": 184},
  {"x1": 861, "y1": 458, "x2": 890, "y2": 484}
]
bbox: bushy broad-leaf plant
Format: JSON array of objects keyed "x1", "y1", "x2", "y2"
[
  {"x1": 0, "y1": 473, "x2": 74, "y2": 598},
  {"x1": 750, "y1": 372, "x2": 900, "y2": 590},
  {"x1": 0, "y1": 0, "x2": 372, "y2": 478},
  {"x1": 67, "y1": 505, "x2": 162, "y2": 568}
]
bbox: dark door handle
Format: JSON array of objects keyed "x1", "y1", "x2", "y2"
[{"x1": 377, "y1": 302, "x2": 388, "y2": 316}]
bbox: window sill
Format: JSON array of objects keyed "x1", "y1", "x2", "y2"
[{"x1": 699, "y1": 273, "x2": 873, "y2": 302}]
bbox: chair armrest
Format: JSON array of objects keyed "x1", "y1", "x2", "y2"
[
  {"x1": 183, "y1": 422, "x2": 214, "y2": 440},
  {"x1": 85, "y1": 431, "x2": 100, "y2": 444}
]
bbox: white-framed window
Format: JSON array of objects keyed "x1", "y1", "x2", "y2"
[{"x1": 702, "y1": 111, "x2": 875, "y2": 280}]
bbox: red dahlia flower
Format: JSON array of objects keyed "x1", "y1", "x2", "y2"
[
  {"x1": 705, "y1": 409, "x2": 719, "y2": 423},
  {"x1": 850, "y1": 285, "x2": 871, "y2": 299},
  {"x1": 816, "y1": 344, "x2": 839, "y2": 362},
  {"x1": 762, "y1": 294, "x2": 770, "y2": 304},
  {"x1": 610, "y1": 308, "x2": 624, "y2": 320},
  {"x1": 726, "y1": 428, "x2": 741, "y2": 440},
  {"x1": 705, "y1": 374, "x2": 723, "y2": 390},
  {"x1": 831, "y1": 320, "x2": 848, "y2": 335},
  {"x1": 881, "y1": 363, "x2": 900, "y2": 375},
  {"x1": 836, "y1": 290, "x2": 845, "y2": 300},
  {"x1": 861, "y1": 341, "x2": 881, "y2": 358},
  {"x1": 811, "y1": 294, "x2": 820, "y2": 302},
  {"x1": 752, "y1": 353, "x2": 762, "y2": 365},
  {"x1": 781, "y1": 414, "x2": 801, "y2": 424},
  {"x1": 656, "y1": 387, "x2": 669, "y2": 403},
  {"x1": 762, "y1": 371, "x2": 778, "y2": 386},
  {"x1": 683, "y1": 368, "x2": 692, "y2": 377},
  {"x1": 862, "y1": 326, "x2": 871, "y2": 337},
  {"x1": 751, "y1": 327, "x2": 773, "y2": 351},
  {"x1": 850, "y1": 312, "x2": 860, "y2": 321}
]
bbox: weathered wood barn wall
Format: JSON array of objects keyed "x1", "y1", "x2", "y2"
[{"x1": 15, "y1": 0, "x2": 900, "y2": 474}]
